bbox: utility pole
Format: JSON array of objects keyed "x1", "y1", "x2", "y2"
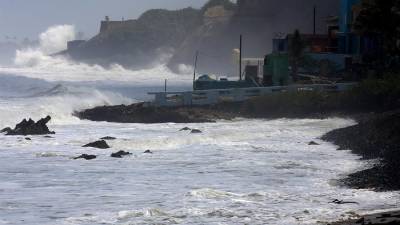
[
  {"x1": 239, "y1": 35, "x2": 243, "y2": 80},
  {"x1": 313, "y1": 5, "x2": 316, "y2": 35},
  {"x1": 193, "y1": 51, "x2": 199, "y2": 90}
]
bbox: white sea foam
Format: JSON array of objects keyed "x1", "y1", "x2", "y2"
[
  {"x1": 0, "y1": 25, "x2": 191, "y2": 85},
  {"x1": 0, "y1": 23, "x2": 189, "y2": 126},
  {"x1": 0, "y1": 89, "x2": 133, "y2": 127},
  {"x1": 0, "y1": 75, "x2": 136, "y2": 127},
  {"x1": 0, "y1": 110, "x2": 399, "y2": 225},
  {"x1": 39, "y1": 25, "x2": 76, "y2": 55},
  {"x1": 14, "y1": 25, "x2": 75, "y2": 67}
]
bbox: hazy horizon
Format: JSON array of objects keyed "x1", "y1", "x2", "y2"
[{"x1": 0, "y1": 0, "x2": 208, "y2": 42}]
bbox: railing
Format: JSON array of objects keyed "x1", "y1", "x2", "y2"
[{"x1": 148, "y1": 83, "x2": 357, "y2": 107}]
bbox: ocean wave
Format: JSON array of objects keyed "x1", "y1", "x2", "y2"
[{"x1": 0, "y1": 24, "x2": 191, "y2": 86}]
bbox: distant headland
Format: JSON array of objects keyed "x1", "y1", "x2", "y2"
[{"x1": 61, "y1": 0, "x2": 339, "y2": 73}]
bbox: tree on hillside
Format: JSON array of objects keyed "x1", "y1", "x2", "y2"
[
  {"x1": 288, "y1": 30, "x2": 306, "y2": 82},
  {"x1": 354, "y1": 0, "x2": 400, "y2": 56}
]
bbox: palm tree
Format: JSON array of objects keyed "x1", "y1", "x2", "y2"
[{"x1": 289, "y1": 30, "x2": 306, "y2": 82}]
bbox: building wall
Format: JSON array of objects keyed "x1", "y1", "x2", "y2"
[{"x1": 100, "y1": 20, "x2": 136, "y2": 33}]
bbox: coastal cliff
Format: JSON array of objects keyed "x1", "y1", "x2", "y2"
[
  {"x1": 65, "y1": 0, "x2": 339, "y2": 72},
  {"x1": 67, "y1": 7, "x2": 201, "y2": 68}
]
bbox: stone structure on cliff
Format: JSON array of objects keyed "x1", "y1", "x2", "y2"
[{"x1": 99, "y1": 16, "x2": 137, "y2": 33}]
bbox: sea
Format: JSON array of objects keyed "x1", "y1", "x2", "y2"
[{"x1": 0, "y1": 26, "x2": 398, "y2": 225}]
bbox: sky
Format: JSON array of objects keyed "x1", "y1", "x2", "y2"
[{"x1": 0, "y1": 0, "x2": 208, "y2": 42}]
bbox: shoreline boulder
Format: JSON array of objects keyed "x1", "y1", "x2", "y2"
[
  {"x1": 74, "y1": 154, "x2": 97, "y2": 160},
  {"x1": 308, "y1": 141, "x2": 320, "y2": 145},
  {"x1": 180, "y1": 127, "x2": 191, "y2": 131},
  {"x1": 82, "y1": 140, "x2": 110, "y2": 149},
  {"x1": 3, "y1": 116, "x2": 55, "y2": 136},
  {"x1": 100, "y1": 136, "x2": 117, "y2": 140},
  {"x1": 191, "y1": 129, "x2": 202, "y2": 134},
  {"x1": 111, "y1": 150, "x2": 132, "y2": 158}
]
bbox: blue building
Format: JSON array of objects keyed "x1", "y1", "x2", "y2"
[
  {"x1": 338, "y1": 0, "x2": 362, "y2": 54},
  {"x1": 337, "y1": 0, "x2": 381, "y2": 56}
]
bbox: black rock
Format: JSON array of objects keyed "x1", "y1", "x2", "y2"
[
  {"x1": 74, "y1": 154, "x2": 97, "y2": 160},
  {"x1": 82, "y1": 140, "x2": 110, "y2": 149},
  {"x1": 25, "y1": 137, "x2": 32, "y2": 141},
  {"x1": 191, "y1": 129, "x2": 202, "y2": 134},
  {"x1": 144, "y1": 150, "x2": 153, "y2": 154},
  {"x1": 43, "y1": 135, "x2": 54, "y2": 138},
  {"x1": 308, "y1": 141, "x2": 320, "y2": 145},
  {"x1": 180, "y1": 127, "x2": 191, "y2": 131},
  {"x1": 1, "y1": 127, "x2": 12, "y2": 133},
  {"x1": 331, "y1": 199, "x2": 359, "y2": 205},
  {"x1": 100, "y1": 136, "x2": 117, "y2": 140},
  {"x1": 111, "y1": 150, "x2": 132, "y2": 158},
  {"x1": 5, "y1": 116, "x2": 55, "y2": 136}
]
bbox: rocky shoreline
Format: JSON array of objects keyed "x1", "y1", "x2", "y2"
[
  {"x1": 328, "y1": 210, "x2": 400, "y2": 225},
  {"x1": 76, "y1": 102, "x2": 400, "y2": 224},
  {"x1": 44, "y1": 83, "x2": 400, "y2": 224},
  {"x1": 77, "y1": 98, "x2": 400, "y2": 191},
  {"x1": 75, "y1": 97, "x2": 356, "y2": 124},
  {"x1": 3, "y1": 101, "x2": 399, "y2": 224},
  {"x1": 75, "y1": 102, "x2": 234, "y2": 123},
  {"x1": 322, "y1": 110, "x2": 400, "y2": 191}
]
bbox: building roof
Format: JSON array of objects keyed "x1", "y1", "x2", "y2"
[{"x1": 286, "y1": 34, "x2": 329, "y2": 40}]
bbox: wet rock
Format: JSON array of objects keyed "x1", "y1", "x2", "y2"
[
  {"x1": 4, "y1": 116, "x2": 55, "y2": 136},
  {"x1": 331, "y1": 199, "x2": 359, "y2": 205},
  {"x1": 100, "y1": 136, "x2": 117, "y2": 140},
  {"x1": 74, "y1": 154, "x2": 97, "y2": 160},
  {"x1": 190, "y1": 129, "x2": 202, "y2": 134},
  {"x1": 43, "y1": 135, "x2": 54, "y2": 138},
  {"x1": 25, "y1": 137, "x2": 32, "y2": 141},
  {"x1": 180, "y1": 127, "x2": 191, "y2": 131},
  {"x1": 308, "y1": 141, "x2": 320, "y2": 145},
  {"x1": 82, "y1": 140, "x2": 110, "y2": 149},
  {"x1": 144, "y1": 150, "x2": 153, "y2": 154},
  {"x1": 111, "y1": 150, "x2": 132, "y2": 158},
  {"x1": 1, "y1": 127, "x2": 12, "y2": 133},
  {"x1": 328, "y1": 210, "x2": 400, "y2": 225}
]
